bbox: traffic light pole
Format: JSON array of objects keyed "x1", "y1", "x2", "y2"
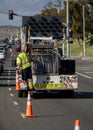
[
  {"x1": 0, "y1": 11, "x2": 22, "y2": 18},
  {"x1": 66, "y1": 0, "x2": 70, "y2": 58}
]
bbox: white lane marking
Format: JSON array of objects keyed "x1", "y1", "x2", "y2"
[
  {"x1": 7, "y1": 80, "x2": 10, "y2": 83},
  {"x1": 13, "y1": 101, "x2": 19, "y2": 106},
  {"x1": 9, "y1": 88, "x2": 12, "y2": 91},
  {"x1": 76, "y1": 72, "x2": 92, "y2": 79},
  {"x1": 20, "y1": 112, "x2": 26, "y2": 118},
  {"x1": 10, "y1": 93, "x2": 14, "y2": 97}
]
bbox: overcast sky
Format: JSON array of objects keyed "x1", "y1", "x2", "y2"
[{"x1": 0, "y1": 0, "x2": 64, "y2": 26}]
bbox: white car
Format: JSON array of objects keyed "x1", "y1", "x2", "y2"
[{"x1": 0, "y1": 50, "x2": 5, "y2": 60}]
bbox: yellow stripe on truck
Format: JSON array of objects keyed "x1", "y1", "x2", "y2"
[{"x1": 34, "y1": 83, "x2": 67, "y2": 89}]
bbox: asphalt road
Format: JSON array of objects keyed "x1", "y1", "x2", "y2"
[{"x1": 0, "y1": 48, "x2": 93, "y2": 130}]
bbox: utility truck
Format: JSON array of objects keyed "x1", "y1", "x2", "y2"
[
  {"x1": 18, "y1": 36, "x2": 78, "y2": 98},
  {"x1": 17, "y1": 15, "x2": 78, "y2": 97},
  {"x1": 31, "y1": 36, "x2": 77, "y2": 97}
]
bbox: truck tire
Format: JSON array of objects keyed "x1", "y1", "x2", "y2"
[{"x1": 18, "y1": 90, "x2": 23, "y2": 97}]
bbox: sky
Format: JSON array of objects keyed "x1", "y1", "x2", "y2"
[{"x1": 0, "y1": 0, "x2": 64, "y2": 26}]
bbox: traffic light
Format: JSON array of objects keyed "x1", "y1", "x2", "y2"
[
  {"x1": 9, "y1": 10, "x2": 13, "y2": 20},
  {"x1": 69, "y1": 29, "x2": 73, "y2": 37},
  {"x1": 64, "y1": 26, "x2": 67, "y2": 35}
]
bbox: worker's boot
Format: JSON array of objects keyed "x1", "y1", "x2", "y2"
[{"x1": 28, "y1": 81, "x2": 35, "y2": 91}]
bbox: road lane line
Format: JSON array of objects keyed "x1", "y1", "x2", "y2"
[
  {"x1": 20, "y1": 112, "x2": 26, "y2": 118},
  {"x1": 7, "y1": 80, "x2": 10, "y2": 83},
  {"x1": 76, "y1": 72, "x2": 92, "y2": 79},
  {"x1": 10, "y1": 93, "x2": 14, "y2": 97},
  {"x1": 13, "y1": 101, "x2": 19, "y2": 106},
  {"x1": 9, "y1": 88, "x2": 12, "y2": 91}
]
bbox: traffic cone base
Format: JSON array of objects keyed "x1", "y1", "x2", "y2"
[{"x1": 25, "y1": 105, "x2": 35, "y2": 117}]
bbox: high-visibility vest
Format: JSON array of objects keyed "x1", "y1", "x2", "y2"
[{"x1": 16, "y1": 52, "x2": 31, "y2": 70}]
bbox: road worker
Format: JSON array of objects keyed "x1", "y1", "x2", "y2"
[{"x1": 16, "y1": 43, "x2": 34, "y2": 90}]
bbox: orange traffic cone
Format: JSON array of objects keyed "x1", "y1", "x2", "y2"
[
  {"x1": 74, "y1": 120, "x2": 80, "y2": 130},
  {"x1": 25, "y1": 91, "x2": 35, "y2": 117},
  {"x1": 15, "y1": 71, "x2": 20, "y2": 91}
]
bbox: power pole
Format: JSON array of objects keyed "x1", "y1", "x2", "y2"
[
  {"x1": 66, "y1": 0, "x2": 70, "y2": 58},
  {"x1": 82, "y1": 5, "x2": 86, "y2": 57}
]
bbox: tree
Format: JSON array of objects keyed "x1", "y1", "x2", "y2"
[
  {"x1": 39, "y1": 0, "x2": 93, "y2": 40},
  {"x1": 40, "y1": 1, "x2": 57, "y2": 16}
]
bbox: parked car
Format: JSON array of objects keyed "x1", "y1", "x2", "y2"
[
  {"x1": 0, "y1": 50, "x2": 5, "y2": 60},
  {"x1": 0, "y1": 43, "x2": 8, "y2": 50},
  {"x1": 0, "y1": 47, "x2": 6, "y2": 55},
  {"x1": 0, "y1": 60, "x2": 4, "y2": 74}
]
